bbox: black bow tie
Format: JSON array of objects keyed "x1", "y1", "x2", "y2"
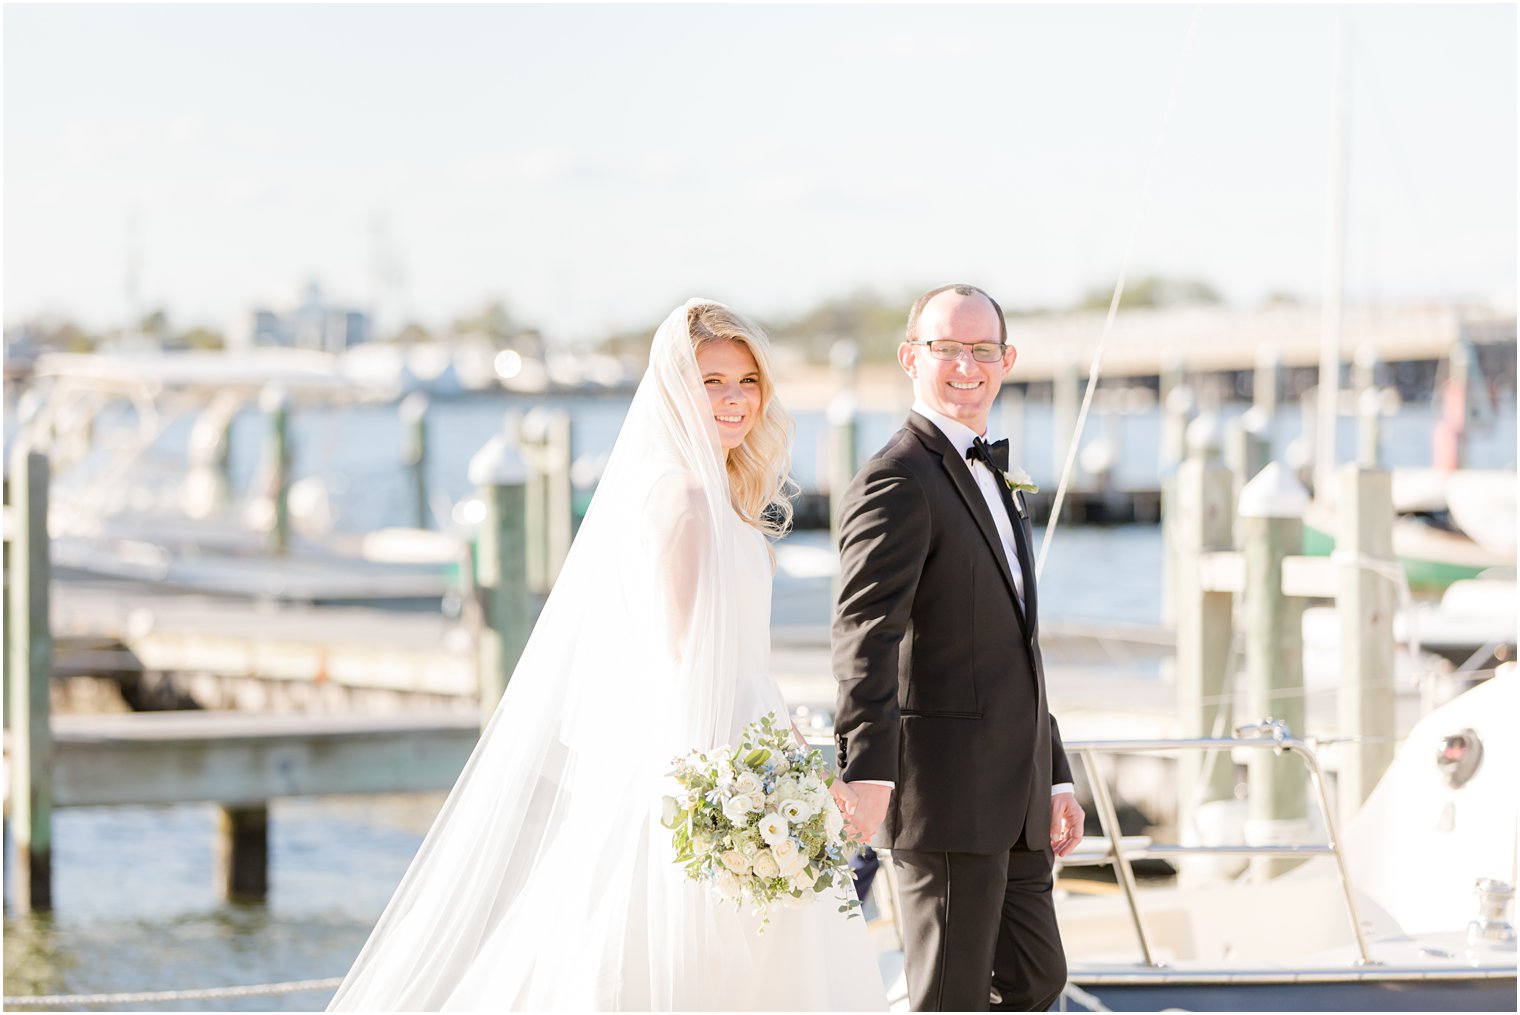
[{"x1": 966, "y1": 436, "x2": 1010, "y2": 474}]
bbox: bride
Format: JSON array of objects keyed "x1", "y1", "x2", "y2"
[{"x1": 328, "y1": 299, "x2": 887, "y2": 1011}]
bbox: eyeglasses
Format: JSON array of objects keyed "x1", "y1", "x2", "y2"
[{"x1": 910, "y1": 340, "x2": 1009, "y2": 363}]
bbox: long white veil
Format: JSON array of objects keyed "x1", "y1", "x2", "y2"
[{"x1": 329, "y1": 299, "x2": 761, "y2": 1010}]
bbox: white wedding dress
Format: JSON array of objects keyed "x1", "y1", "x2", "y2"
[{"x1": 328, "y1": 300, "x2": 886, "y2": 1012}]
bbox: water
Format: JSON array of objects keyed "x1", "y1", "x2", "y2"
[
  {"x1": 4, "y1": 797, "x2": 440, "y2": 1011},
  {"x1": 56, "y1": 393, "x2": 1517, "y2": 537}
]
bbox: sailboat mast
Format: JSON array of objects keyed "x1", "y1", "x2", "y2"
[{"x1": 1315, "y1": 15, "x2": 1351, "y2": 501}]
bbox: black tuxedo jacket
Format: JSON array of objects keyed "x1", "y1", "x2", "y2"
[{"x1": 832, "y1": 412, "x2": 1073, "y2": 855}]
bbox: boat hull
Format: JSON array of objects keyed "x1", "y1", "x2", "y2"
[{"x1": 1069, "y1": 973, "x2": 1516, "y2": 1011}]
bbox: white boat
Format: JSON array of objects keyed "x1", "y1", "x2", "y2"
[
  {"x1": 1054, "y1": 673, "x2": 1516, "y2": 1010},
  {"x1": 861, "y1": 673, "x2": 1516, "y2": 1011}
]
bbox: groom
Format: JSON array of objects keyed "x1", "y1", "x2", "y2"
[{"x1": 831, "y1": 284, "x2": 1084, "y2": 1012}]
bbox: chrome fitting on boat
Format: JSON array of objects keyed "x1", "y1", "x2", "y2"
[
  {"x1": 1467, "y1": 878, "x2": 1516, "y2": 947},
  {"x1": 1234, "y1": 717, "x2": 1292, "y2": 746}
]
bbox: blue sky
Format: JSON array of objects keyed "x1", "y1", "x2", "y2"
[{"x1": 4, "y1": 3, "x2": 1515, "y2": 342}]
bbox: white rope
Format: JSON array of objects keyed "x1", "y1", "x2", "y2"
[
  {"x1": 3, "y1": 976, "x2": 343, "y2": 1008},
  {"x1": 1036, "y1": 6, "x2": 1201, "y2": 582}
]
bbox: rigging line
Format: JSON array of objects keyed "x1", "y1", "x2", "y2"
[{"x1": 1035, "y1": 6, "x2": 1201, "y2": 582}]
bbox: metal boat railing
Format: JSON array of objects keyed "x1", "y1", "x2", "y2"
[
  {"x1": 812, "y1": 726, "x2": 1377, "y2": 969},
  {"x1": 1058, "y1": 728, "x2": 1375, "y2": 968}
]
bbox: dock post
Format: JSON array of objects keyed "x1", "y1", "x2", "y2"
[
  {"x1": 8, "y1": 449, "x2": 54, "y2": 912},
  {"x1": 1335, "y1": 463, "x2": 1396, "y2": 826},
  {"x1": 260, "y1": 385, "x2": 292, "y2": 554},
  {"x1": 1356, "y1": 387, "x2": 1383, "y2": 469},
  {"x1": 1159, "y1": 379, "x2": 1196, "y2": 627},
  {"x1": 827, "y1": 392, "x2": 859, "y2": 539},
  {"x1": 827, "y1": 389, "x2": 859, "y2": 608},
  {"x1": 999, "y1": 382, "x2": 1026, "y2": 476},
  {"x1": 1174, "y1": 415, "x2": 1236, "y2": 873},
  {"x1": 186, "y1": 393, "x2": 238, "y2": 519},
  {"x1": 1226, "y1": 409, "x2": 1272, "y2": 547},
  {"x1": 1253, "y1": 344, "x2": 1281, "y2": 417},
  {"x1": 216, "y1": 805, "x2": 269, "y2": 899},
  {"x1": 1238, "y1": 462, "x2": 1309, "y2": 880},
  {"x1": 521, "y1": 408, "x2": 573, "y2": 595},
  {"x1": 4, "y1": 472, "x2": 10, "y2": 734},
  {"x1": 1052, "y1": 353, "x2": 1081, "y2": 496},
  {"x1": 400, "y1": 393, "x2": 431, "y2": 529},
  {"x1": 469, "y1": 434, "x2": 531, "y2": 726}
]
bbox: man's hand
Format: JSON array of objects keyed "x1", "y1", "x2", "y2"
[
  {"x1": 1050, "y1": 791, "x2": 1085, "y2": 858},
  {"x1": 831, "y1": 781, "x2": 893, "y2": 844}
]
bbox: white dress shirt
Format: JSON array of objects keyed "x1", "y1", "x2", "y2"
[
  {"x1": 853, "y1": 404, "x2": 1072, "y2": 799},
  {"x1": 911, "y1": 400, "x2": 1025, "y2": 607}
]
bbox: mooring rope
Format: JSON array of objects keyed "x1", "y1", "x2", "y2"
[
  {"x1": 1036, "y1": 6, "x2": 1201, "y2": 582},
  {"x1": 3, "y1": 976, "x2": 343, "y2": 1008}
]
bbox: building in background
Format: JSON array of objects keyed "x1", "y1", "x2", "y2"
[{"x1": 234, "y1": 281, "x2": 371, "y2": 354}]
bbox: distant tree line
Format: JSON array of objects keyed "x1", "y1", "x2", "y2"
[{"x1": 3, "y1": 276, "x2": 1246, "y2": 362}]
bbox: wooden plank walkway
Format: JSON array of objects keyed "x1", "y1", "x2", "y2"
[
  {"x1": 53, "y1": 585, "x2": 476, "y2": 697},
  {"x1": 20, "y1": 711, "x2": 479, "y2": 809}
]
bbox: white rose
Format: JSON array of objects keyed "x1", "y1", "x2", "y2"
[
  {"x1": 757, "y1": 812, "x2": 790, "y2": 847},
  {"x1": 774, "y1": 840, "x2": 808, "y2": 877},
  {"x1": 734, "y1": 771, "x2": 763, "y2": 796},
  {"x1": 714, "y1": 870, "x2": 743, "y2": 900},
  {"x1": 776, "y1": 779, "x2": 805, "y2": 802},
  {"x1": 778, "y1": 798, "x2": 815, "y2": 824},
  {"x1": 722, "y1": 794, "x2": 757, "y2": 823},
  {"x1": 692, "y1": 832, "x2": 713, "y2": 854},
  {"x1": 720, "y1": 850, "x2": 751, "y2": 875},
  {"x1": 753, "y1": 850, "x2": 781, "y2": 878},
  {"x1": 789, "y1": 869, "x2": 816, "y2": 894}
]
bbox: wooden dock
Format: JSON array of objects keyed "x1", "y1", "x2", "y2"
[{"x1": 42, "y1": 711, "x2": 478, "y2": 808}]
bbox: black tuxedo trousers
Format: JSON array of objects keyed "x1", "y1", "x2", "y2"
[{"x1": 833, "y1": 413, "x2": 1073, "y2": 1011}]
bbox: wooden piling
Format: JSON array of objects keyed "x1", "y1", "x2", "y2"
[
  {"x1": 521, "y1": 408, "x2": 573, "y2": 595},
  {"x1": 1254, "y1": 344, "x2": 1282, "y2": 416},
  {"x1": 1174, "y1": 421, "x2": 1236, "y2": 850},
  {"x1": 469, "y1": 435, "x2": 531, "y2": 726},
  {"x1": 8, "y1": 449, "x2": 54, "y2": 911},
  {"x1": 827, "y1": 392, "x2": 859, "y2": 540},
  {"x1": 1052, "y1": 354, "x2": 1081, "y2": 493},
  {"x1": 1335, "y1": 464, "x2": 1396, "y2": 826},
  {"x1": 1226, "y1": 410, "x2": 1272, "y2": 547},
  {"x1": 998, "y1": 383, "x2": 1026, "y2": 472},
  {"x1": 4, "y1": 473, "x2": 11, "y2": 734},
  {"x1": 1159, "y1": 382, "x2": 1197, "y2": 627},
  {"x1": 216, "y1": 805, "x2": 269, "y2": 899},
  {"x1": 1357, "y1": 387, "x2": 1382, "y2": 469},
  {"x1": 260, "y1": 386, "x2": 292, "y2": 554},
  {"x1": 1238, "y1": 462, "x2": 1309, "y2": 879},
  {"x1": 400, "y1": 393, "x2": 431, "y2": 530}
]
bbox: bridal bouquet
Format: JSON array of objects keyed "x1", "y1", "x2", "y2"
[{"x1": 662, "y1": 711, "x2": 863, "y2": 924}]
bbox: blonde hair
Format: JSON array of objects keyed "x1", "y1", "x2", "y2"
[{"x1": 688, "y1": 303, "x2": 798, "y2": 539}]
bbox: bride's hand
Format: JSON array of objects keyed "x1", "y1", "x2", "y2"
[
  {"x1": 830, "y1": 779, "x2": 860, "y2": 815},
  {"x1": 833, "y1": 780, "x2": 890, "y2": 843}
]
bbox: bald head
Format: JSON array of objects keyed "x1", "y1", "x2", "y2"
[{"x1": 905, "y1": 283, "x2": 1007, "y2": 346}]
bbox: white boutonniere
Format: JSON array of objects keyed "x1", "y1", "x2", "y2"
[
  {"x1": 1002, "y1": 468, "x2": 1037, "y2": 518},
  {"x1": 1002, "y1": 468, "x2": 1038, "y2": 495}
]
